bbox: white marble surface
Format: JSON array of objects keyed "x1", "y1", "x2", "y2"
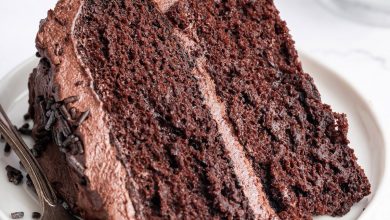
[{"x1": 0, "y1": 0, "x2": 389, "y2": 219}]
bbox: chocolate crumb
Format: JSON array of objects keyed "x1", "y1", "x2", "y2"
[
  {"x1": 23, "y1": 113, "x2": 31, "y2": 121},
  {"x1": 35, "y1": 51, "x2": 41, "y2": 58},
  {"x1": 32, "y1": 212, "x2": 41, "y2": 219},
  {"x1": 4, "y1": 143, "x2": 11, "y2": 153},
  {"x1": 11, "y1": 212, "x2": 24, "y2": 219},
  {"x1": 5, "y1": 165, "x2": 23, "y2": 185},
  {"x1": 63, "y1": 96, "x2": 80, "y2": 104}
]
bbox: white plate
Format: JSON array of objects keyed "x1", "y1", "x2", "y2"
[{"x1": 0, "y1": 55, "x2": 386, "y2": 220}]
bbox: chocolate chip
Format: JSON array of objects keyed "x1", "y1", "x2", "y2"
[
  {"x1": 5, "y1": 165, "x2": 23, "y2": 185},
  {"x1": 10, "y1": 212, "x2": 24, "y2": 219},
  {"x1": 63, "y1": 96, "x2": 80, "y2": 104},
  {"x1": 32, "y1": 212, "x2": 41, "y2": 219},
  {"x1": 4, "y1": 143, "x2": 11, "y2": 153},
  {"x1": 35, "y1": 51, "x2": 41, "y2": 58}
]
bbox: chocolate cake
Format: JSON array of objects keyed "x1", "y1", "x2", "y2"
[{"x1": 28, "y1": 0, "x2": 370, "y2": 219}]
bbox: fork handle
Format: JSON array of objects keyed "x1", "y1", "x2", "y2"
[{"x1": 0, "y1": 105, "x2": 57, "y2": 207}]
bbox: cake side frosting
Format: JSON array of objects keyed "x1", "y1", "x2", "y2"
[{"x1": 29, "y1": 0, "x2": 135, "y2": 219}]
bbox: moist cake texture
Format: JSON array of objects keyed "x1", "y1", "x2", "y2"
[{"x1": 28, "y1": 0, "x2": 370, "y2": 219}]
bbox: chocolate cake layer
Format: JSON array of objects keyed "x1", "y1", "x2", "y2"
[
  {"x1": 164, "y1": 0, "x2": 370, "y2": 219},
  {"x1": 72, "y1": 0, "x2": 272, "y2": 218},
  {"x1": 28, "y1": 0, "x2": 370, "y2": 219}
]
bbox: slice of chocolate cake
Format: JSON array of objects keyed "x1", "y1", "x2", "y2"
[{"x1": 28, "y1": 0, "x2": 370, "y2": 219}]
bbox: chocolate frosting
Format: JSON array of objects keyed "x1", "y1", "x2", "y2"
[{"x1": 30, "y1": 0, "x2": 135, "y2": 219}]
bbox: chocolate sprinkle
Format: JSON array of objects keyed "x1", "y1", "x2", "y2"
[
  {"x1": 5, "y1": 165, "x2": 23, "y2": 185},
  {"x1": 32, "y1": 212, "x2": 41, "y2": 219},
  {"x1": 62, "y1": 135, "x2": 74, "y2": 147},
  {"x1": 10, "y1": 212, "x2": 24, "y2": 219},
  {"x1": 45, "y1": 111, "x2": 56, "y2": 131},
  {"x1": 63, "y1": 95, "x2": 80, "y2": 104},
  {"x1": 75, "y1": 110, "x2": 90, "y2": 127},
  {"x1": 69, "y1": 107, "x2": 77, "y2": 119},
  {"x1": 60, "y1": 105, "x2": 72, "y2": 120},
  {"x1": 67, "y1": 155, "x2": 85, "y2": 176},
  {"x1": 76, "y1": 141, "x2": 84, "y2": 154}
]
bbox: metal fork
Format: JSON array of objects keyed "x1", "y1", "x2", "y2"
[{"x1": 0, "y1": 105, "x2": 76, "y2": 220}]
